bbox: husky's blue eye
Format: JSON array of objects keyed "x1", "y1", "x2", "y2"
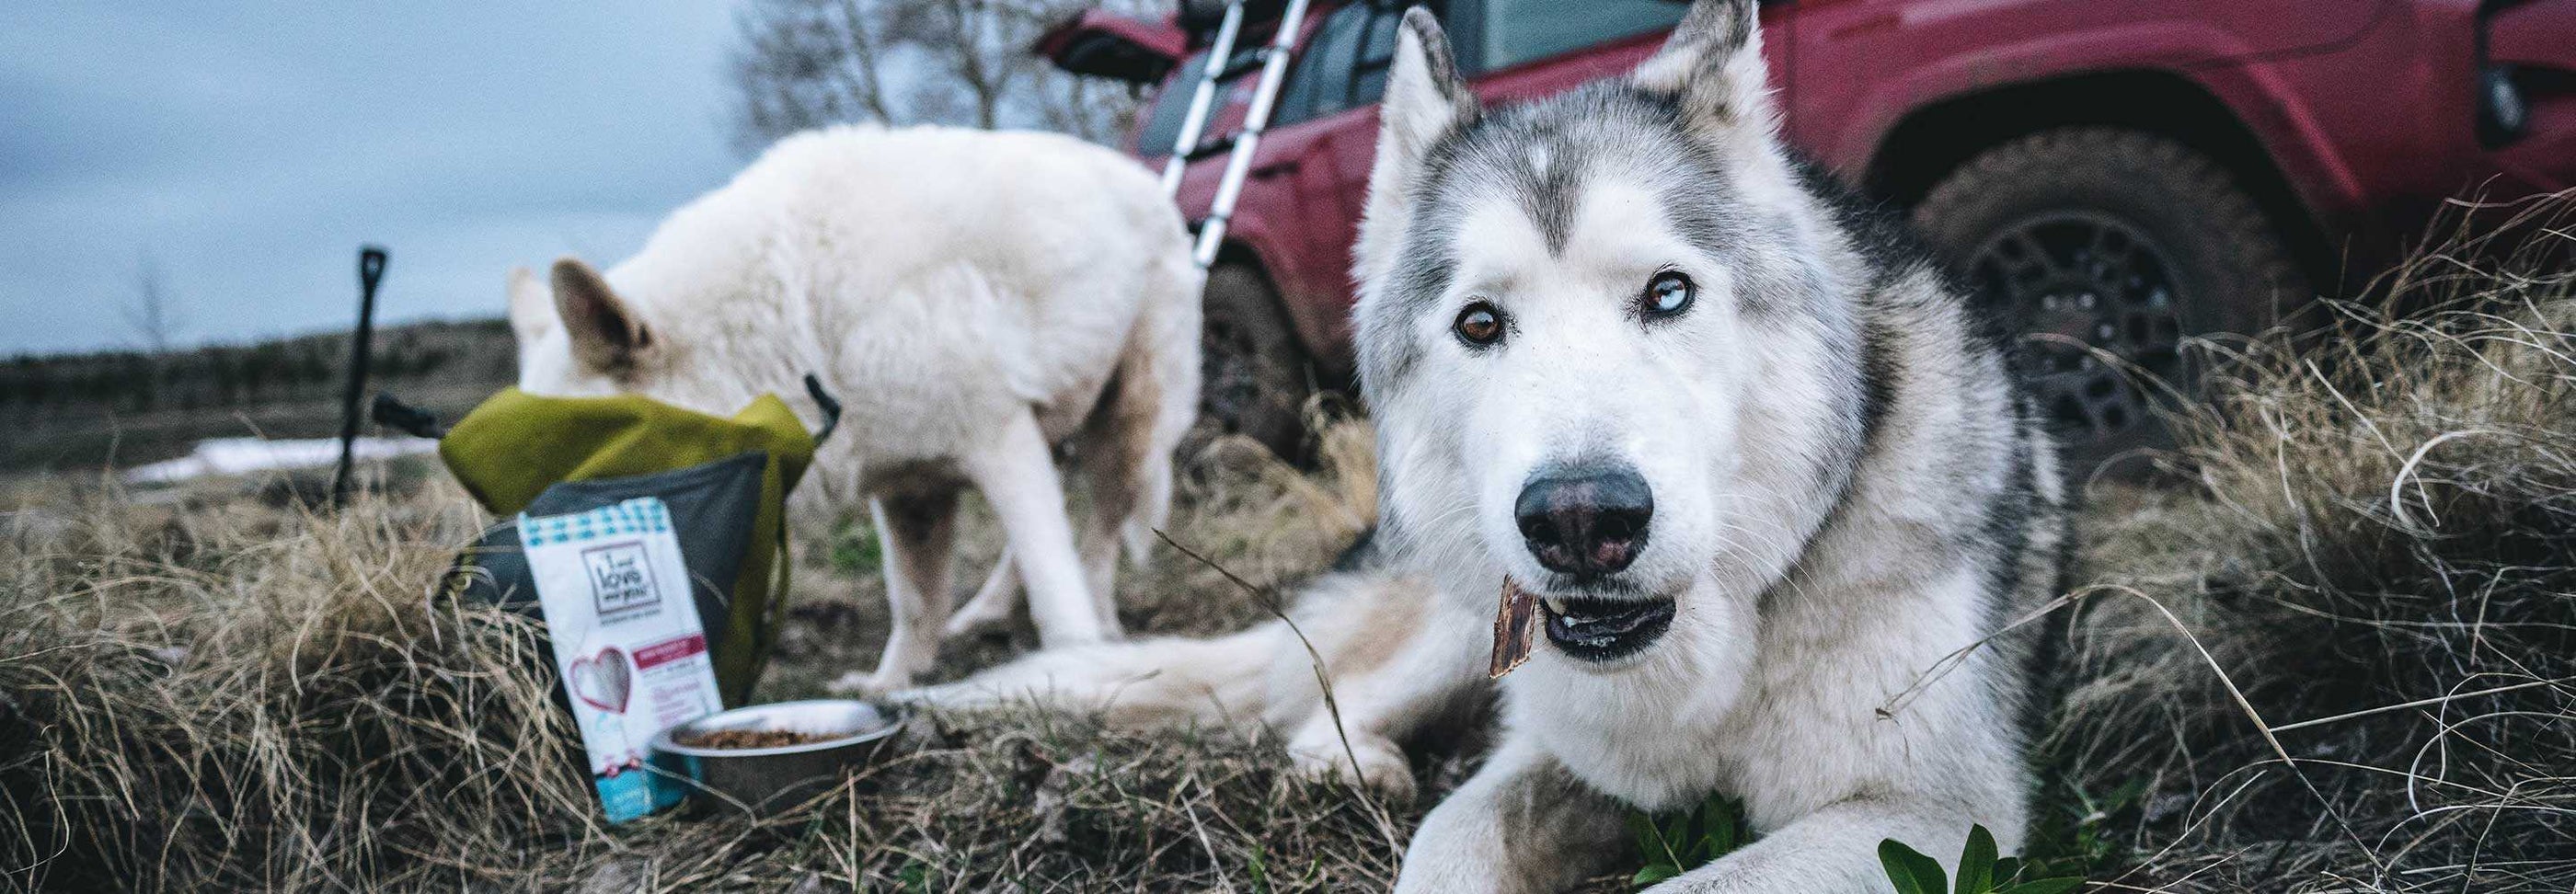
[{"x1": 1644, "y1": 271, "x2": 1695, "y2": 317}]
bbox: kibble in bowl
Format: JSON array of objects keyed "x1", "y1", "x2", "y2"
[
  {"x1": 650, "y1": 699, "x2": 903, "y2": 813},
  {"x1": 673, "y1": 728, "x2": 838, "y2": 750}
]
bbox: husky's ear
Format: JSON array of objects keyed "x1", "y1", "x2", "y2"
[
  {"x1": 1355, "y1": 7, "x2": 1477, "y2": 289},
  {"x1": 549, "y1": 257, "x2": 652, "y2": 372},
  {"x1": 1630, "y1": 0, "x2": 1774, "y2": 139},
  {"x1": 506, "y1": 266, "x2": 551, "y2": 343}
]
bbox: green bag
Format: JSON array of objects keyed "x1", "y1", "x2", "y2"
[{"x1": 436, "y1": 387, "x2": 826, "y2": 705}]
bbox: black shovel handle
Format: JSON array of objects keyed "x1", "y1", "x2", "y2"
[{"x1": 803, "y1": 373, "x2": 843, "y2": 443}]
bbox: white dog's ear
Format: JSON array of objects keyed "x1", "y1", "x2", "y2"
[
  {"x1": 506, "y1": 266, "x2": 551, "y2": 343},
  {"x1": 1630, "y1": 0, "x2": 1775, "y2": 140},
  {"x1": 1354, "y1": 6, "x2": 1477, "y2": 289},
  {"x1": 548, "y1": 257, "x2": 652, "y2": 372}
]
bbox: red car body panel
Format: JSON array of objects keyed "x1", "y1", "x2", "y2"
[
  {"x1": 1038, "y1": 9, "x2": 1193, "y2": 82},
  {"x1": 2488, "y1": 0, "x2": 2576, "y2": 196},
  {"x1": 1783, "y1": 0, "x2": 2468, "y2": 277},
  {"x1": 1045, "y1": 0, "x2": 2576, "y2": 372}
]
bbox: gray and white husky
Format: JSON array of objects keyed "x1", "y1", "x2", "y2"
[{"x1": 919, "y1": 2, "x2": 2068, "y2": 889}]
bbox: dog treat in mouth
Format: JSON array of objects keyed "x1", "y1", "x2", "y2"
[
  {"x1": 1490, "y1": 579, "x2": 1540, "y2": 679},
  {"x1": 676, "y1": 728, "x2": 836, "y2": 750}
]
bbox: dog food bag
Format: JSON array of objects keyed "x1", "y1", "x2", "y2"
[{"x1": 521, "y1": 496, "x2": 723, "y2": 822}]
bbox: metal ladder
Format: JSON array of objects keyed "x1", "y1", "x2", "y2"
[{"x1": 1157, "y1": 0, "x2": 1315, "y2": 269}]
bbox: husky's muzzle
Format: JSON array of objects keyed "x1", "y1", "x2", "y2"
[{"x1": 1512, "y1": 464, "x2": 1676, "y2": 662}]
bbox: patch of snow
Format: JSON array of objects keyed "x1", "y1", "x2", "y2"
[{"x1": 122, "y1": 436, "x2": 442, "y2": 485}]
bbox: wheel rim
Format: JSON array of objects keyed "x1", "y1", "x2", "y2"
[{"x1": 1967, "y1": 211, "x2": 2187, "y2": 445}]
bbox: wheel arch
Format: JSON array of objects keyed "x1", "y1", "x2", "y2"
[
  {"x1": 1864, "y1": 70, "x2": 2336, "y2": 292},
  {"x1": 1205, "y1": 239, "x2": 1354, "y2": 384}
]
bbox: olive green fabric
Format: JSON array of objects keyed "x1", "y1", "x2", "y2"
[{"x1": 439, "y1": 388, "x2": 817, "y2": 704}]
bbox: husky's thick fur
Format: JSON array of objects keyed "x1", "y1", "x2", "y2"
[
  {"x1": 508, "y1": 125, "x2": 1201, "y2": 693},
  {"x1": 920, "y1": 1, "x2": 2067, "y2": 888},
  {"x1": 1361, "y1": 4, "x2": 2067, "y2": 886}
]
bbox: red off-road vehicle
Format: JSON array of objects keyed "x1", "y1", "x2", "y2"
[{"x1": 1043, "y1": 0, "x2": 2575, "y2": 461}]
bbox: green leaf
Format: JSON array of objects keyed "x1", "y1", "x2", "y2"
[
  {"x1": 1630, "y1": 797, "x2": 1755, "y2": 889},
  {"x1": 1955, "y1": 824, "x2": 1998, "y2": 894},
  {"x1": 1990, "y1": 857, "x2": 2022, "y2": 884},
  {"x1": 1632, "y1": 864, "x2": 1682, "y2": 888},
  {"x1": 1662, "y1": 815, "x2": 1693, "y2": 849},
  {"x1": 1702, "y1": 794, "x2": 1742, "y2": 853},
  {"x1": 1629, "y1": 811, "x2": 1681, "y2": 869},
  {"x1": 1880, "y1": 839, "x2": 1949, "y2": 894},
  {"x1": 1997, "y1": 878, "x2": 2085, "y2": 894}
]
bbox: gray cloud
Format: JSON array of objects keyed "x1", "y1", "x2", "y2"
[{"x1": 0, "y1": 2, "x2": 747, "y2": 354}]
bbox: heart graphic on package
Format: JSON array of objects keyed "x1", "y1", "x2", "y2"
[{"x1": 570, "y1": 647, "x2": 633, "y2": 714}]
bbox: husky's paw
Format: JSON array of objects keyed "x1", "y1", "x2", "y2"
[{"x1": 1289, "y1": 734, "x2": 1416, "y2": 800}]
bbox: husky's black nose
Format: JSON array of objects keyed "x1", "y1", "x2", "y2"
[{"x1": 1515, "y1": 466, "x2": 1652, "y2": 577}]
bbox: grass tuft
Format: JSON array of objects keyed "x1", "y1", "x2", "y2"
[{"x1": 2053, "y1": 196, "x2": 2576, "y2": 891}]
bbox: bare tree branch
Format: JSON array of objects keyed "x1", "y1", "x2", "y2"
[
  {"x1": 122, "y1": 254, "x2": 185, "y2": 354},
  {"x1": 727, "y1": 0, "x2": 1156, "y2": 153}
]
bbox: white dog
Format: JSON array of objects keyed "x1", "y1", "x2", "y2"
[
  {"x1": 919, "y1": 3, "x2": 2070, "y2": 890},
  {"x1": 507, "y1": 124, "x2": 1201, "y2": 693}
]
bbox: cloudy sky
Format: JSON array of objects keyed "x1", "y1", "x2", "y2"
[{"x1": 0, "y1": 2, "x2": 747, "y2": 356}]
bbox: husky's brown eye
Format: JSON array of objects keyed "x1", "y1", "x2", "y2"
[
  {"x1": 1454, "y1": 302, "x2": 1505, "y2": 346},
  {"x1": 1644, "y1": 271, "x2": 1695, "y2": 317}
]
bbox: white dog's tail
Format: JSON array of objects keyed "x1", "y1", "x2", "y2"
[{"x1": 902, "y1": 620, "x2": 1285, "y2": 727}]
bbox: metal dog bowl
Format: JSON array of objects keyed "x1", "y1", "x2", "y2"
[{"x1": 650, "y1": 699, "x2": 903, "y2": 814}]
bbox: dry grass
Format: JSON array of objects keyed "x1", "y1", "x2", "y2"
[
  {"x1": 0, "y1": 476, "x2": 598, "y2": 890},
  {"x1": 1, "y1": 415, "x2": 1409, "y2": 892},
  {"x1": 2053, "y1": 199, "x2": 2576, "y2": 891},
  {"x1": 6, "y1": 212, "x2": 2574, "y2": 891}
]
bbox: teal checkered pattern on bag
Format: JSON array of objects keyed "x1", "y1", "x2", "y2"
[{"x1": 519, "y1": 498, "x2": 673, "y2": 547}]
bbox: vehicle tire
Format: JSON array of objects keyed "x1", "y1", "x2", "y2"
[
  {"x1": 1912, "y1": 127, "x2": 2307, "y2": 474},
  {"x1": 1197, "y1": 263, "x2": 1314, "y2": 461}
]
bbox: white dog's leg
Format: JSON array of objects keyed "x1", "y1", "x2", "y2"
[
  {"x1": 832, "y1": 491, "x2": 959, "y2": 694},
  {"x1": 1071, "y1": 423, "x2": 1143, "y2": 633},
  {"x1": 968, "y1": 410, "x2": 1112, "y2": 648},
  {"x1": 940, "y1": 418, "x2": 1139, "y2": 637},
  {"x1": 1064, "y1": 325, "x2": 1188, "y2": 634},
  {"x1": 943, "y1": 554, "x2": 1018, "y2": 636},
  {"x1": 1395, "y1": 739, "x2": 1627, "y2": 894},
  {"x1": 1075, "y1": 510, "x2": 1123, "y2": 634}
]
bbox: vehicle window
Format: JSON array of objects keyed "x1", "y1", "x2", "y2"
[
  {"x1": 1478, "y1": 0, "x2": 1686, "y2": 72},
  {"x1": 1277, "y1": 4, "x2": 1371, "y2": 126},
  {"x1": 1137, "y1": 52, "x2": 1215, "y2": 156},
  {"x1": 1144, "y1": 1, "x2": 1417, "y2": 150},
  {"x1": 1347, "y1": 6, "x2": 1403, "y2": 107},
  {"x1": 1281, "y1": 3, "x2": 1406, "y2": 123}
]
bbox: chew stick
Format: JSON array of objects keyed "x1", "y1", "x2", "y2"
[{"x1": 1490, "y1": 579, "x2": 1539, "y2": 679}]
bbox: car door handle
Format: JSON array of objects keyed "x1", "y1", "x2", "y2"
[{"x1": 1252, "y1": 160, "x2": 1301, "y2": 179}]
